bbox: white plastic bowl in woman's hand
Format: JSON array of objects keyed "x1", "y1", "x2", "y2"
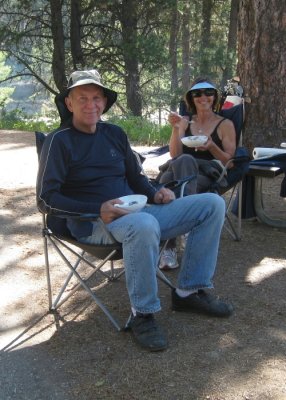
[{"x1": 181, "y1": 135, "x2": 208, "y2": 148}]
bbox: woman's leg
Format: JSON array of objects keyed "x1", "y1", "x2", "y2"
[{"x1": 159, "y1": 154, "x2": 199, "y2": 195}]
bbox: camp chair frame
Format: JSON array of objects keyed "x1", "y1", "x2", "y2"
[
  {"x1": 177, "y1": 80, "x2": 248, "y2": 240},
  {"x1": 41, "y1": 210, "x2": 176, "y2": 332},
  {"x1": 36, "y1": 131, "x2": 179, "y2": 332},
  {"x1": 151, "y1": 102, "x2": 249, "y2": 241},
  {"x1": 42, "y1": 212, "x2": 125, "y2": 331},
  {"x1": 216, "y1": 102, "x2": 248, "y2": 241}
]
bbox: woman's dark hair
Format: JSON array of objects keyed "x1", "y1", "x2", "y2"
[{"x1": 185, "y1": 76, "x2": 220, "y2": 114}]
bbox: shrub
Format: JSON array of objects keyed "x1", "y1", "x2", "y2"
[
  {"x1": 0, "y1": 109, "x2": 171, "y2": 146},
  {"x1": 0, "y1": 108, "x2": 60, "y2": 132},
  {"x1": 107, "y1": 115, "x2": 171, "y2": 145}
]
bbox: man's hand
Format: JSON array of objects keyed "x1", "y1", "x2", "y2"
[
  {"x1": 154, "y1": 187, "x2": 175, "y2": 204},
  {"x1": 100, "y1": 199, "x2": 129, "y2": 224}
]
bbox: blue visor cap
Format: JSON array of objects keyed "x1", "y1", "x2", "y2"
[{"x1": 189, "y1": 82, "x2": 217, "y2": 91}]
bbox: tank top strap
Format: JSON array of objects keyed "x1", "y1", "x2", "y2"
[
  {"x1": 210, "y1": 118, "x2": 225, "y2": 150},
  {"x1": 213, "y1": 118, "x2": 226, "y2": 130}
]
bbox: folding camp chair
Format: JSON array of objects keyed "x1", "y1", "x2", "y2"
[
  {"x1": 35, "y1": 130, "x2": 182, "y2": 332},
  {"x1": 36, "y1": 131, "x2": 124, "y2": 331},
  {"x1": 175, "y1": 78, "x2": 250, "y2": 239},
  {"x1": 211, "y1": 103, "x2": 250, "y2": 240},
  {"x1": 209, "y1": 78, "x2": 250, "y2": 240},
  {"x1": 150, "y1": 102, "x2": 249, "y2": 241}
]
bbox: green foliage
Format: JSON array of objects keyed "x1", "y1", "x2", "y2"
[
  {"x1": 0, "y1": 108, "x2": 60, "y2": 132},
  {"x1": 0, "y1": 52, "x2": 11, "y2": 80},
  {"x1": 107, "y1": 115, "x2": 171, "y2": 145},
  {"x1": 0, "y1": 108, "x2": 170, "y2": 146},
  {"x1": 0, "y1": 0, "x2": 235, "y2": 120},
  {"x1": 0, "y1": 88, "x2": 14, "y2": 106}
]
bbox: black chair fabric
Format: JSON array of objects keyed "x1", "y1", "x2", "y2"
[{"x1": 36, "y1": 130, "x2": 123, "y2": 245}]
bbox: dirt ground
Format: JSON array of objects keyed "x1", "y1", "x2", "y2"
[{"x1": 0, "y1": 129, "x2": 286, "y2": 400}]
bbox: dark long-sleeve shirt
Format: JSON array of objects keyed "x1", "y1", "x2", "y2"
[{"x1": 36, "y1": 121, "x2": 157, "y2": 238}]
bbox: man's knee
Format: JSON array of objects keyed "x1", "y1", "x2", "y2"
[
  {"x1": 126, "y1": 213, "x2": 161, "y2": 239},
  {"x1": 197, "y1": 192, "x2": 225, "y2": 215}
]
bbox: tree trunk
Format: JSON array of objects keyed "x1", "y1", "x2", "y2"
[
  {"x1": 200, "y1": 0, "x2": 213, "y2": 76},
  {"x1": 70, "y1": 0, "x2": 85, "y2": 70},
  {"x1": 49, "y1": 0, "x2": 67, "y2": 92},
  {"x1": 120, "y1": 0, "x2": 142, "y2": 116},
  {"x1": 221, "y1": 0, "x2": 239, "y2": 86},
  {"x1": 169, "y1": 0, "x2": 179, "y2": 111},
  {"x1": 237, "y1": 0, "x2": 286, "y2": 148},
  {"x1": 181, "y1": 2, "x2": 191, "y2": 92}
]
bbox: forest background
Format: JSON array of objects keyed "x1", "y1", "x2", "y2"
[{"x1": 0, "y1": 0, "x2": 285, "y2": 149}]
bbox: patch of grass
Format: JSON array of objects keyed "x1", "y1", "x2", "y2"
[
  {"x1": 0, "y1": 109, "x2": 60, "y2": 132},
  {"x1": 0, "y1": 109, "x2": 171, "y2": 145},
  {"x1": 108, "y1": 115, "x2": 171, "y2": 146}
]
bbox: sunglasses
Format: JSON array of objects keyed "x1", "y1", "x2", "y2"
[{"x1": 191, "y1": 88, "x2": 216, "y2": 98}]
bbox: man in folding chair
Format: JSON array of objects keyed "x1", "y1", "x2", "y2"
[{"x1": 36, "y1": 69, "x2": 233, "y2": 352}]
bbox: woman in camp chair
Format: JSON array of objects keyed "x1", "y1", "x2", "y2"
[{"x1": 159, "y1": 77, "x2": 236, "y2": 270}]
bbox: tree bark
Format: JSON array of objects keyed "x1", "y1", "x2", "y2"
[
  {"x1": 200, "y1": 0, "x2": 213, "y2": 76},
  {"x1": 169, "y1": 0, "x2": 179, "y2": 111},
  {"x1": 120, "y1": 0, "x2": 142, "y2": 116},
  {"x1": 181, "y1": 2, "x2": 191, "y2": 92},
  {"x1": 221, "y1": 0, "x2": 239, "y2": 86},
  {"x1": 70, "y1": 0, "x2": 85, "y2": 70},
  {"x1": 237, "y1": 0, "x2": 286, "y2": 148},
  {"x1": 49, "y1": 0, "x2": 67, "y2": 92}
]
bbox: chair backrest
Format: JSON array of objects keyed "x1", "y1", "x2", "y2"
[
  {"x1": 55, "y1": 92, "x2": 73, "y2": 126},
  {"x1": 219, "y1": 103, "x2": 244, "y2": 146},
  {"x1": 35, "y1": 131, "x2": 123, "y2": 260},
  {"x1": 35, "y1": 131, "x2": 74, "y2": 238},
  {"x1": 35, "y1": 131, "x2": 47, "y2": 160}
]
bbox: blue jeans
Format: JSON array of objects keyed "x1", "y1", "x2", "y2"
[{"x1": 80, "y1": 193, "x2": 225, "y2": 314}]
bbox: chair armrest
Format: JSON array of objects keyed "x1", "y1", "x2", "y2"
[
  {"x1": 164, "y1": 175, "x2": 196, "y2": 190},
  {"x1": 43, "y1": 211, "x2": 118, "y2": 243},
  {"x1": 37, "y1": 207, "x2": 101, "y2": 221},
  {"x1": 164, "y1": 175, "x2": 196, "y2": 198},
  {"x1": 217, "y1": 147, "x2": 250, "y2": 184},
  {"x1": 54, "y1": 213, "x2": 101, "y2": 221}
]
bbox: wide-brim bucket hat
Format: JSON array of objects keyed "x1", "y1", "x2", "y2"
[{"x1": 66, "y1": 69, "x2": 117, "y2": 113}]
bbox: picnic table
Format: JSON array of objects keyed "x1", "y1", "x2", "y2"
[{"x1": 247, "y1": 157, "x2": 286, "y2": 228}]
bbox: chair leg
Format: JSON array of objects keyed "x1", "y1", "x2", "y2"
[
  {"x1": 43, "y1": 234, "x2": 53, "y2": 309},
  {"x1": 156, "y1": 268, "x2": 175, "y2": 289},
  {"x1": 44, "y1": 234, "x2": 123, "y2": 331},
  {"x1": 224, "y1": 214, "x2": 241, "y2": 241},
  {"x1": 156, "y1": 240, "x2": 176, "y2": 289},
  {"x1": 59, "y1": 255, "x2": 122, "y2": 331},
  {"x1": 223, "y1": 183, "x2": 242, "y2": 241},
  {"x1": 108, "y1": 260, "x2": 125, "y2": 281}
]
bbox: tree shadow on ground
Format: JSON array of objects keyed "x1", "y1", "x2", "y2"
[
  {"x1": 1, "y1": 130, "x2": 286, "y2": 399},
  {"x1": 1, "y1": 219, "x2": 286, "y2": 400}
]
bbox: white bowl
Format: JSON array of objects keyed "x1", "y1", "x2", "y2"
[
  {"x1": 181, "y1": 135, "x2": 208, "y2": 148},
  {"x1": 114, "y1": 194, "x2": 147, "y2": 212}
]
